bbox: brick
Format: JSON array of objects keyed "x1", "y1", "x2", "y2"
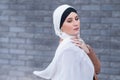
[
  {"x1": 0, "y1": 48, "x2": 9, "y2": 53},
  {"x1": 0, "y1": 32, "x2": 17, "y2": 37},
  {"x1": 0, "y1": 75, "x2": 9, "y2": 80},
  {"x1": 101, "y1": 5, "x2": 120, "y2": 11},
  {"x1": 18, "y1": 55, "x2": 33, "y2": 61},
  {"x1": 10, "y1": 38, "x2": 26, "y2": 44},
  {"x1": 101, "y1": 5, "x2": 114, "y2": 11},
  {"x1": 100, "y1": 29, "x2": 111, "y2": 36},
  {"x1": 1, "y1": 10, "x2": 17, "y2": 16},
  {"x1": 26, "y1": 38, "x2": 54, "y2": 46},
  {"x1": 111, "y1": 37, "x2": 120, "y2": 43},
  {"x1": 0, "y1": 59, "x2": 9, "y2": 64},
  {"x1": 112, "y1": 11, "x2": 120, "y2": 17},
  {"x1": 17, "y1": 33, "x2": 34, "y2": 38},
  {"x1": 80, "y1": 23, "x2": 90, "y2": 30},
  {"x1": 35, "y1": 45, "x2": 52, "y2": 51},
  {"x1": 91, "y1": 11, "x2": 112, "y2": 17},
  {"x1": 110, "y1": 62, "x2": 120, "y2": 68},
  {"x1": 0, "y1": 43, "x2": 17, "y2": 49},
  {"x1": 101, "y1": 56, "x2": 120, "y2": 62},
  {"x1": 9, "y1": 16, "x2": 26, "y2": 21},
  {"x1": 78, "y1": 11, "x2": 91, "y2": 17},
  {"x1": 0, "y1": 4, "x2": 8, "y2": 9},
  {"x1": 111, "y1": 29, "x2": 120, "y2": 36},
  {"x1": 0, "y1": 26, "x2": 9, "y2": 32},
  {"x1": 110, "y1": 49, "x2": 120, "y2": 56},
  {"x1": 16, "y1": 0, "x2": 34, "y2": 4},
  {"x1": 101, "y1": 18, "x2": 120, "y2": 23},
  {"x1": 0, "y1": 37, "x2": 9, "y2": 43},
  {"x1": 44, "y1": 16, "x2": 51, "y2": 22},
  {"x1": 34, "y1": 33, "x2": 53, "y2": 39},
  {"x1": 81, "y1": 29, "x2": 101, "y2": 36},
  {"x1": 81, "y1": 5, "x2": 100, "y2": 10},
  {"x1": 0, "y1": 53, "x2": 12, "y2": 59},
  {"x1": 10, "y1": 60, "x2": 25, "y2": 66},
  {"x1": 0, "y1": 0, "x2": 9, "y2": 4},
  {"x1": 81, "y1": 17, "x2": 100, "y2": 23},
  {"x1": 112, "y1": 24, "x2": 120, "y2": 29},
  {"x1": 113, "y1": 5, "x2": 120, "y2": 10},
  {"x1": 98, "y1": 74, "x2": 110, "y2": 80},
  {"x1": 101, "y1": 61, "x2": 110, "y2": 67},
  {"x1": 101, "y1": 68, "x2": 120, "y2": 75},
  {"x1": 34, "y1": 10, "x2": 51, "y2": 16},
  {"x1": 10, "y1": 49, "x2": 25, "y2": 54},
  {"x1": 74, "y1": 0, "x2": 90, "y2": 4},
  {"x1": 91, "y1": 0, "x2": 113, "y2": 4},
  {"x1": 9, "y1": 4, "x2": 26, "y2": 10},
  {"x1": 110, "y1": 75, "x2": 120, "y2": 80},
  {"x1": 0, "y1": 16, "x2": 9, "y2": 21},
  {"x1": 112, "y1": 0, "x2": 120, "y2": 4},
  {"x1": 110, "y1": 42, "x2": 120, "y2": 49},
  {"x1": 9, "y1": 70, "x2": 25, "y2": 76},
  {"x1": 90, "y1": 23, "x2": 111, "y2": 29},
  {"x1": 18, "y1": 44, "x2": 34, "y2": 50},
  {"x1": 0, "y1": 21, "x2": 17, "y2": 27},
  {"x1": 9, "y1": 27, "x2": 25, "y2": 33}
]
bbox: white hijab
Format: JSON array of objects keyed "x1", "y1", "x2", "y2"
[
  {"x1": 53, "y1": 4, "x2": 80, "y2": 39},
  {"x1": 33, "y1": 4, "x2": 94, "y2": 80}
]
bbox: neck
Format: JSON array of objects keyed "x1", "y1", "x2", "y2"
[
  {"x1": 60, "y1": 32, "x2": 79, "y2": 40},
  {"x1": 59, "y1": 32, "x2": 80, "y2": 43}
]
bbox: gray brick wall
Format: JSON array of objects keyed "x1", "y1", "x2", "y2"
[{"x1": 0, "y1": 0, "x2": 120, "y2": 80}]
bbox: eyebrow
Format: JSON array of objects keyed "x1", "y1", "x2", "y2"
[{"x1": 67, "y1": 15, "x2": 78, "y2": 19}]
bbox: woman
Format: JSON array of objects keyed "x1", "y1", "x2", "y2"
[{"x1": 33, "y1": 4, "x2": 101, "y2": 80}]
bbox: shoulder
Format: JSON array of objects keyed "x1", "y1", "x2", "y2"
[{"x1": 55, "y1": 38, "x2": 83, "y2": 57}]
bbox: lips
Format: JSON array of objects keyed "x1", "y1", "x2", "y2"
[{"x1": 73, "y1": 27, "x2": 79, "y2": 31}]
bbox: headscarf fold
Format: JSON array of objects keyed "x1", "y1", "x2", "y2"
[{"x1": 53, "y1": 4, "x2": 80, "y2": 39}]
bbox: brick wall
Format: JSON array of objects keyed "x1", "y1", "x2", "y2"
[{"x1": 0, "y1": 0, "x2": 120, "y2": 80}]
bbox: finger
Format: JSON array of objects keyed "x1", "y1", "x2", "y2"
[
  {"x1": 72, "y1": 40, "x2": 83, "y2": 45},
  {"x1": 71, "y1": 38, "x2": 81, "y2": 42},
  {"x1": 74, "y1": 43, "x2": 81, "y2": 47},
  {"x1": 72, "y1": 40, "x2": 82, "y2": 45}
]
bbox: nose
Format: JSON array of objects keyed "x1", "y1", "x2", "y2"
[{"x1": 73, "y1": 20, "x2": 79, "y2": 27}]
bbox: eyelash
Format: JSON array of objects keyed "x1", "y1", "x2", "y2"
[
  {"x1": 75, "y1": 17, "x2": 79, "y2": 20},
  {"x1": 67, "y1": 17, "x2": 79, "y2": 23}
]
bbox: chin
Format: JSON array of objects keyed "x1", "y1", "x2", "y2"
[
  {"x1": 71, "y1": 33, "x2": 79, "y2": 36},
  {"x1": 74, "y1": 31, "x2": 80, "y2": 35}
]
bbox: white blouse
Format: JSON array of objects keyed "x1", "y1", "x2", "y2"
[{"x1": 33, "y1": 38, "x2": 94, "y2": 80}]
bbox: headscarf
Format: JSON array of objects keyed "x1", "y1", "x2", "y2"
[
  {"x1": 33, "y1": 4, "x2": 94, "y2": 80},
  {"x1": 53, "y1": 4, "x2": 80, "y2": 39}
]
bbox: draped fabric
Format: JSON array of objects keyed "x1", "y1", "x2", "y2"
[
  {"x1": 33, "y1": 38, "x2": 94, "y2": 80},
  {"x1": 33, "y1": 4, "x2": 94, "y2": 80}
]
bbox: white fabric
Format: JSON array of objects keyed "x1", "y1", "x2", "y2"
[
  {"x1": 33, "y1": 38, "x2": 94, "y2": 80},
  {"x1": 53, "y1": 4, "x2": 75, "y2": 39},
  {"x1": 33, "y1": 4, "x2": 94, "y2": 80}
]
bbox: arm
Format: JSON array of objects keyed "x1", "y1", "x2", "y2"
[
  {"x1": 87, "y1": 45, "x2": 101, "y2": 74},
  {"x1": 71, "y1": 37, "x2": 101, "y2": 74}
]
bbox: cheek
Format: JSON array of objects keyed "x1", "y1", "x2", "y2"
[{"x1": 61, "y1": 23, "x2": 72, "y2": 32}]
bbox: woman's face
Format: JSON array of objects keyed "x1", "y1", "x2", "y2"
[{"x1": 61, "y1": 12, "x2": 80, "y2": 36}]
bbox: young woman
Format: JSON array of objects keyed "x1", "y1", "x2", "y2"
[{"x1": 33, "y1": 4, "x2": 101, "y2": 80}]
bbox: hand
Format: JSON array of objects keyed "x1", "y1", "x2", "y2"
[{"x1": 71, "y1": 38, "x2": 90, "y2": 54}]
